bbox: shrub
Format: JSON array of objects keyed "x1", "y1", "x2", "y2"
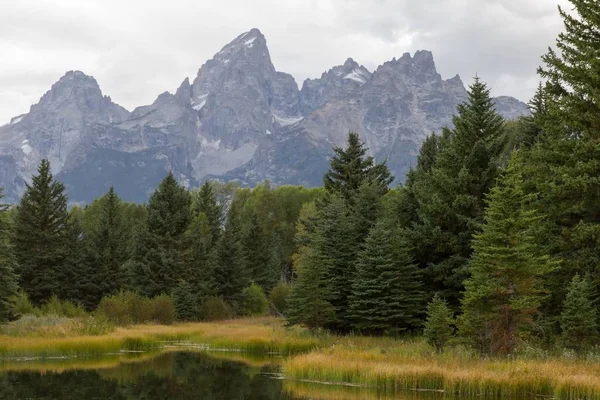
[
  {"x1": 12, "y1": 291, "x2": 40, "y2": 317},
  {"x1": 149, "y1": 295, "x2": 176, "y2": 325},
  {"x1": 96, "y1": 291, "x2": 136, "y2": 326},
  {"x1": 96, "y1": 291, "x2": 176, "y2": 325},
  {"x1": 199, "y1": 297, "x2": 233, "y2": 321},
  {"x1": 269, "y1": 282, "x2": 291, "y2": 315},
  {"x1": 242, "y1": 284, "x2": 269, "y2": 316}
]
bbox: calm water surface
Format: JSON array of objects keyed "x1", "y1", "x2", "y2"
[{"x1": 0, "y1": 351, "x2": 443, "y2": 400}]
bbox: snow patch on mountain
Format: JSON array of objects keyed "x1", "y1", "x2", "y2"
[
  {"x1": 344, "y1": 69, "x2": 368, "y2": 84},
  {"x1": 273, "y1": 113, "x2": 304, "y2": 126}
]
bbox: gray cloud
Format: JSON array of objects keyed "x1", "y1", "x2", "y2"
[{"x1": 0, "y1": 0, "x2": 567, "y2": 123}]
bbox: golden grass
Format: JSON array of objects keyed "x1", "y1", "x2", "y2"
[
  {"x1": 2, "y1": 317, "x2": 600, "y2": 399},
  {"x1": 284, "y1": 338, "x2": 600, "y2": 399},
  {"x1": 0, "y1": 317, "x2": 317, "y2": 359}
]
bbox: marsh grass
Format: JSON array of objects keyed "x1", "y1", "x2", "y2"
[
  {"x1": 283, "y1": 337, "x2": 600, "y2": 399},
  {"x1": 2, "y1": 317, "x2": 600, "y2": 399},
  {"x1": 0, "y1": 317, "x2": 317, "y2": 359}
]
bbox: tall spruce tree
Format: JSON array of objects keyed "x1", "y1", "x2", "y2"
[
  {"x1": 539, "y1": 0, "x2": 600, "y2": 136},
  {"x1": 13, "y1": 160, "x2": 69, "y2": 305},
  {"x1": 560, "y1": 274, "x2": 598, "y2": 356},
  {"x1": 195, "y1": 181, "x2": 222, "y2": 245},
  {"x1": 411, "y1": 77, "x2": 505, "y2": 309},
  {"x1": 213, "y1": 205, "x2": 248, "y2": 308},
  {"x1": 60, "y1": 207, "x2": 88, "y2": 305},
  {"x1": 524, "y1": 0, "x2": 600, "y2": 320},
  {"x1": 459, "y1": 154, "x2": 555, "y2": 355},
  {"x1": 182, "y1": 213, "x2": 216, "y2": 300},
  {"x1": 0, "y1": 188, "x2": 19, "y2": 322},
  {"x1": 349, "y1": 223, "x2": 424, "y2": 335},
  {"x1": 133, "y1": 173, "x2": 191, "y2": 297},
  {"x1": 88, "y1": 187, "x2": 128, "y2": 300},
  {"x1": 286, "y1": 241, "x2": 334, "y2": 330},
  {"x1": 317, "y1": 195, "x2": 358, "y2": 332},
  {"x1": 324, "y1": 132, "x2": 392, "y2": 201}
]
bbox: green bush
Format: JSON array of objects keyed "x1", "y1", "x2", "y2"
[
  {"x1": 150, "y1": 295, "x2": 176, "y2": 325},
  {"x1": 242, "y1": 284, "x2": 269, "y2": 316},
  {"x1": 96, "y1": 291, "x2": 136, "y2": 325},
  {"x1": 199, "y1": 297, "x2": 233, "y2": 321},
  {"x1": 269, "y1": 282, "x2": 291, "y2": 315},
  {"x1": 12, "y1": 292, "x2": 40, "y2": 317},
  {"x1": 96, "y1": 291, "x2": 176, "y2": 325}
]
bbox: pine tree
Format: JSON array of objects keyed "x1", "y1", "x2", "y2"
[
  {"x1": 317, "y1": 195, "x2": 358, "y2": 332},
  {"x1": 539, "y1": 0, "x2": 600, "y2": 136},
  {"x1": 411, "y1": 77, "x2": 505, "y2": 309},
  {"x1": 423, "y1": 294, "x2": 454, "y2": 353},
  {"x1": 241, "y1": 212, "x2": 270, "y2": 289},
  {"x1": 324, "y1": 132, "x2": 392, "y2": 201},
  {"x1": 195, "y1": 181, "x2": 222, "y2": 245},
  {"x1": 524, "y1": 0, "x2": 600, "y2": 321},
  {"x1": 286, "y1": 246, "x2": 334, "y2": 330},
  {"x1": 61, "y1": 207, "x2": 89, "y2": 305},
  {"x1": 349, "y1": 223, "x2": 424, "y2": 335},
  {"x1": 459, "y1": 154, "x2": 555, "y2": 355},
  {"x1": 182, "y1": 213, "x2": 216, "y2": 300},
  {"x1": 13, "y1": 160, "x2": 69, "y2": 305},
  {"x1": 173, "y1": 280, "x2": 197, "y2": 321},
  {"x1": 133, "y1": 173, "x2": 191, "y2": 297},
  {"x1": 560, "y1": 274, "x2": 598, "y2": 356},
  {"x1": 88, "y1": 187, "x2": 128, "y2": 299},
  {"x1": 0, "y1": 188, "x2": 19, "y2": 322},
  {"x1": 213, "y1": 206, "x2": 248, "y2": 309}
]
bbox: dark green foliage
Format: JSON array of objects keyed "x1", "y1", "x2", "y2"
[
  {"x1": 173, "y1": 280, "x2": 197, "y2": 321},
  {"x1": 133, "y1": 173, "x2": 191, "y2": 297},
  {"x1": 87, "y1": 187, "x2": 128, "y2": 299},
  {"x1": 198, "y1": 297, "x2": 233, "y2": 321},
  {"x1": 539, "y1": 0, "x2": 600, "y2": 136},
  {"x1": 194, "y1": 181, "x2": 222, "y2": 244},
  {"x1": 242, "y1": 283, "x2": 269, "y2": 316},
  {"x1": 61, "y1": 207, "x2": 91, "y2": 306},
  {"x1": 269, "y1": 282, "x2": 291, "y2": 315},
  {"x1": 182, "y1": 213, "x2": 216, "y2": 299},
  {"x1": 423, "y1": 294, "x2": 454, "y2": 353},
  {"x1": 213, "y1": 206, "x2": 249, "y2": 308},
  {"x1": 459, "y1": 154, "x2": 555, "y2": 355},
  {"x1": 324, "y1": 132, "x2": 392, "y2": 201},
  {"x1": 410, "y1": 78, "x2": 505, "y2": 309},
  {"x1": 286, "y1": 246, "x2": 334, "y2": 330},
  {"x1": 0, "y1": 188, "x2": 19, "y2": 322},
  {"x1": 349, "y1": 223, "x2": 423, "y2": 335},
  {"x1": 13, "y1": 160, "x2": 70, "y2": 305},
  {"x1": 317, "y1": 195, "x2": 358, "y2": 332},
  {"x1": 560, "y1": 274, "x2": 598, "y2": 356}
]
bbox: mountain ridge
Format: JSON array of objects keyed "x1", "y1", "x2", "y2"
[{"x1": 0, "y1": 28, "x2": 530, "y2": 203}]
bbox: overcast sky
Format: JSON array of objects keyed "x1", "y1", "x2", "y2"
[{"x1": 0, "y1": 0, "x2": 568, "y2": 124}]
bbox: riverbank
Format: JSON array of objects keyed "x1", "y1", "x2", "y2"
[{"x1": 1, "y1": 317, "x2": 599, "y2": 399}]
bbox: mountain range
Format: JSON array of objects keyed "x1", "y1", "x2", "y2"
[{"x1": 0, "y1": 28, "x2": 530, "y2": 203}]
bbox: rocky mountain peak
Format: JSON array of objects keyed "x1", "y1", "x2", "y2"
[{"x1": 299, "y1": 58, "x2": 372, "y2": 114}]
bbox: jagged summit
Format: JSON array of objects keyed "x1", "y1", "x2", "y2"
[{"x1": 0, "y1": 29, "x2": 530, "y2": 204}]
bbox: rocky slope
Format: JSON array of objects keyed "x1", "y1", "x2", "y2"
[{"x1": 0, "y1": 29, "x2": 530, "y2": 203}]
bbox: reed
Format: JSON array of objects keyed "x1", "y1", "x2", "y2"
[
  {"x1": 0, "y1": 317, "x2": 318, "y2": 359},
  {"x1": 283, "y1": 339, "x2": 600, "y2": 399}
]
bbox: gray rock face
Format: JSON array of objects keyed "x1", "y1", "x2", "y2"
[{"x1": 0, "y1": 29, "x2": 530, "y2": 203}]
